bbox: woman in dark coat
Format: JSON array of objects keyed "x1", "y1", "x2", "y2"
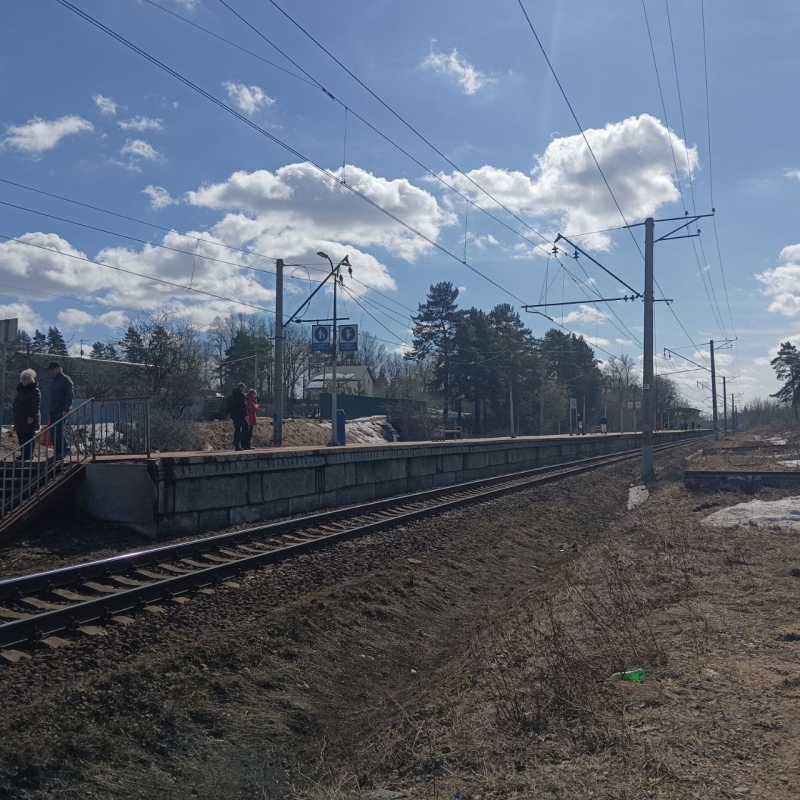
[{"x1": 12, "y1": 369, "x2": 41, "y2": 461}]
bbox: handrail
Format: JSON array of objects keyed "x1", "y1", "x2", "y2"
[{"x1": 1, "y1": 396, "x2": 151, "y2": 524}]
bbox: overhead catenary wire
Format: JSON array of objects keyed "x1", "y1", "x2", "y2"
[
  {"x1": 0, "y1": 233, "x2": 278, "y2": 315},
  {"x1": 52, "y1": 0, "x2": 632, "y2": 365}
]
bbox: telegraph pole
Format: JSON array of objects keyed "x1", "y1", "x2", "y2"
[
  {"x1": 641, "y1": 217, "x2": 655, "y2": 478},
  {"x1": 273, "y1": 259, "x2": 284, "y2": 446},
  {"x1": 710, "y1": 340, "x2": 719, "y2": 441},
  {"x1": 722, "y1": 375, "x2": 727, "y2": 436},
  {"x1": 539, "y1": 365, "x2": 545, "y2": 435},
  {"x1": 329, "y1": 267, "x2": 339, "y2": 446}
]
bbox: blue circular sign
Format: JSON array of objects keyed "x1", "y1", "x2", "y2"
[
  {"x1": 341, "y1": 326, "x2": 356, "y2": 341},
  {"x1": 314, "y1": 326, "x2": 329, "y2": 341}
]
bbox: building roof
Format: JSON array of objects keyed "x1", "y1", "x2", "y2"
[{"x1": 308, "y1": 364, "x2": 374, "y2": 384}]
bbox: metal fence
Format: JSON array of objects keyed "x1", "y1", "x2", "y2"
[{"x1": 1, "y1": 397, "x2": 150, "y2": 524}]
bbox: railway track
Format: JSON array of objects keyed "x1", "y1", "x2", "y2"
[{"x1": 0, "y1": 437, "x2": 704, "y2": 657}]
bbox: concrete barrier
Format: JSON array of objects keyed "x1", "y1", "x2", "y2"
[{"x1": 82, "y1": 431, "x2": 705, "y2": 538}]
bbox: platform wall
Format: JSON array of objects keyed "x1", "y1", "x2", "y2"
[{"x1": 80, "y1": 431, "x2": 705, "y2": 538}]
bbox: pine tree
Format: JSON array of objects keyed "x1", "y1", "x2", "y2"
[
  {"x1": 408, "y1": 282, "x2": 460, "y2": 417},
  {"x1": 771, "y1": 341, "x2": 800, "y2": 419},
  {"x1": 121, "y1": 326, "x2": 146, "y2": 363},
  {"x1": 46, "y1": 326, "x2": 68, "y2": 356},
  {"x1": 16, "y1": 330, "x2": 31, "y2": 352},
  {"x1": 32, "y1": 329, "x2": 47, "y2": 353}
]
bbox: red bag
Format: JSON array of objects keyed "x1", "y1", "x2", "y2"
[{"x1": 40, "y1": 420, "x2": 53, "y2": 447}]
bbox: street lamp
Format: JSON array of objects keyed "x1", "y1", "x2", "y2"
[{"x1": 316, "y1": 251, "x2": 350, "y2": 446}]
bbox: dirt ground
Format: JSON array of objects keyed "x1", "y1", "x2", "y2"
[{"x1": 3, "y1": 434, "x2": 800, "y2": 798}]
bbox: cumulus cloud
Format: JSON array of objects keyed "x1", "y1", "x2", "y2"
[
  {"x1": 615, "y1": 337, "x2": 634, "y2": 345},
  {"x1": 222, "y1": 81, "x2": 275, "y2": 114},
  {"x1": 785, "y1": 169, "x2": 800, "y2": 181},
  {"x1": 0, "y1": 301, "x2": 43, "y2": 333},
  {"x1": 693, "y1": 349, "x2": 733, "y2": 366},
  {"x1": 188, "y1": 163, "x2": 457, "y2": 268},
  {"x1": 93, "y1": 94, "x2": 117, "y2": 115},
  {"x1": 1, "y1": 115, "x2": 94, "y2": 156},
  {"x1": 119, "y1": 116, "x2": 163, "y2": 131},
  {"x1": 437, "y1": 114, "x2": 697, "y2": 251},
  {"x1": 580, "y1": 335, "x2": 610, "y2": 348},
  {"x1": 143, "y1": 185, "x2": 177, "y2": 209},
  {"x1": 58, "y1": 308, "x2": 127, "y2": 330},
  {"x1": 121, "y1": 139, "x2": 161, "y2": 161},
  {"x1": 421, "y1": 48, "x2": 493, "y2": 95},
  {"x1": 755, "y1": 245, "x2": 800, "y2": 316},
  {"x1": 0, "y1": 230, "x2": 273, "y2": 327},
  {"x1": 562, "y1": 304, "x2": 609, "y2": 325}
]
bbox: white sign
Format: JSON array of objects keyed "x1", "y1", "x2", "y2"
[
  {"x1": 569, "y1": 397, "x2": 577, "y2": 410},
  {"x1": 311, "y1": 325, "x2": 331, "y2": 352},
  {"x1": 0, "y1": 318, "x2": 18, "y2": 344},
  {"x1": 339, "y1": 324, "x2": 358, "y2": 352}
]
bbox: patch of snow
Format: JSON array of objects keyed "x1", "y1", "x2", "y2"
[
  {"x1": 686, "y1": 449, "x2": 703, "y2": 462},
  {"x1": 627, "y1": 485, "x2": 650, "y2": 510},
  {"x1": 769, "y1": 437, "x2": 788, "y2": 445},
  {"x1": 778, "y1": 460, "x2": 800, "y2": 468},
  {"x1": 701, "y1": 496, "x2": 800, "y2": 532}
]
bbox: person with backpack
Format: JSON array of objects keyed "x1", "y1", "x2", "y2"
[
  {"x1": 228, "y1": 382, "x2": 248, "y2": 451},
  {"x1": 242, "y1": 388, "x2": 258, "y2": 450}
]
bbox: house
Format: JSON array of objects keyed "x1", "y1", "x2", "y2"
[{"x1": 305, "y1": 365, "x2": 375, "y2": 397}]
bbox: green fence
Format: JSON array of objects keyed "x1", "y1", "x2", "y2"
[{"x1": 319, "y1": 393, "x2": 425, "y2": 419}]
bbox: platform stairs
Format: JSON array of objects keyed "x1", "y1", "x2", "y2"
[{"x1": 0, "y1": 397, "x2": 150, "y2": 544}]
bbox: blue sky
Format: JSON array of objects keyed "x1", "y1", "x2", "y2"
[{"x1": 1, "y1": 0, "x2": 799, "y2": 408}]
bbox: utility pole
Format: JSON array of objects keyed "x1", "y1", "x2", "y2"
[
  {"x1": 710, "y1": 340, "x2": 719, "y2": 442},
  {"x1": 273, "y1": 258, "x2": 284, "y2": 446},
  {"x1": 722, "y1": 375, "x2": 727, "y2": 436},
  {"x1": 641, "y1": 217, "x2": 655, "y2": 477},
  {"x1": 329, "y1": 268, "x2": 339, "y2": 446},
  {"x1": 539, "y1": 364, "x2": 545, "y2": 435},
  {"x1": 731, "y1": 393, "x2": 736, "y2": 433},
  {"x1": 509, "y1": 379, "x2": 515, "y2": 438}
]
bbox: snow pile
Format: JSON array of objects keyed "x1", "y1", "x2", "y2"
[
  {"x1": 317, "y1": 416, "x2": 387, "y2": 444},
  {"x1": 769, "y1": 437, "x2": 788, "y2": 446},
  {"x1": 778, "y1": 460, "x2": 800, "y2": 468},
  {"x1": 701, "y1": 497, "x2": 800, "y2": 532},
  {"x1": 627, "y1": 485, "x2": 650, "y2": 510}
]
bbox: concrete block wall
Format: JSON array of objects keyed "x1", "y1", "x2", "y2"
[{"x1": 125, "y1": 430, "x2": 704, "y2": 538}]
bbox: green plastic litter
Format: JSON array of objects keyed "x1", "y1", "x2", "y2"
[{"x1": 611, "y1": 668, "x2": 646, "y2": 682}]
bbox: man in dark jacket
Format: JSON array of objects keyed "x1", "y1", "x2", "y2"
[
  {"x1": 229, "y1": 382, "x2": 247, "y2": 451},
  {"x1": 47, "y1": 361, "x2": 74, "y2": 460},
  {"x1": 13, "y1": 369, "x2": 41, "y2": 462}
]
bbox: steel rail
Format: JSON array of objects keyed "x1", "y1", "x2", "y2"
[{"x1": 0, "y1": 436, "x2": 706, "y2": 650}]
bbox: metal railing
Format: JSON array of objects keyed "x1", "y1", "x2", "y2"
[{"x1": 1, "y1": 397, "x2": 150, "y2": 524}]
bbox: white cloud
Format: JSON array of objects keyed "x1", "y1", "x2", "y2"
[
  {"x1": 0, "y1": 302, "x2": 43, "y2": 333},
  {"x1": 58, "y1": 308, "x2": 127, "y2": 330},
  {"x1": 93, "y1": 94, "x2": 117, "y2": 115},
  {"x1": 1, "y1": 115, "x2": 94, "y2": 156},
  {"x1": 421, "y1": 48, "x2": 493, "y2": 95},
  {"x1": 562, "y1": 304, "x2": 608, "y2": 325},
  {"x1": 222, "y1": 81, "x2": 275, "y2": 115},
  {"x1": 188, "y1": 163, "x2": 456, "y2": 267},
  {"x1": 457, "y1": 286, "x2": 467, "y2": 293},
  {"x1": 143, "y1": 185, "x2": 177, "y2": 209},
  {"x1": 437, "y1": 114, "x2": 697, "y2": 251},
  {"x1": 121, "y1": 139, "x2": 161, "y2": 161},
  {"x1": 615, "y1": 338, "x2": 634, "y2": 345},
  {"x1": 785, "y1": 169, "x2": 800, "y2": 181},
  {"x1": 119, "y1": 116, "x2": 163, "y2": 131},
  {"x1": 755, "y1": 245, "x2": 800, "y2": 316},
  {"x1": 693, "y1": 349, "x2": 733, "y2": 366},
  {"x1": 58, "y1": 308, "x2": 94, "y2": 329}
]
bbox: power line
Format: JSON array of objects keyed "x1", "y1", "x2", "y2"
[
  {"x1": 0, "y1": 233, "x2": 277, "y2": 315},
  {"x1": 52, "y1": 1, "x2": 536, "y2": 309},
  {"x1": 700, "y1": 0, "x2": 738, "y2": 350}
]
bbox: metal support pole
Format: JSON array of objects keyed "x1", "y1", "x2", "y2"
[
  {"x1": 539, "y1": 363, "x2": 545, "y2": 435},
  {"x1": 0, "y1": 340, "x2": 7, "y2": 429},
  {"x1": 641, "y1": 217, "x2": 655, "y2": 478},
  {"x1": 722, "y1": 376, "x2": 727, "y2": 435},
  {"x1": 329, "y1": 270, "x2": 339, "y2": 446},
  {"x1": 273, "y1": 258, "x2": 284, "y2": 446},
  {"x1": 509, "y1": 379, "x2": 515, "y2": 438},
  {"x1": 91, "y1": 399, "x2": 96, "y2": 463},
  {"x1": 710, "y1": 340, "x2": 719, "y2": 442}
]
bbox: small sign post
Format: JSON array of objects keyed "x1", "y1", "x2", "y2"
[
  {"x1": 311, "y1": 325, "x2": 332, "y2": 352},
  {"x1": 338, "y1": 324, "x2": 358, "y2": 352},
  {"x1": 0, "y1": 318, "x2": 18, "y2": 426}
]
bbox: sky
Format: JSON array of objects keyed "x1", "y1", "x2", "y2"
[{"x1": 1, "y1": 0, "x2": 799, "y2": 411}]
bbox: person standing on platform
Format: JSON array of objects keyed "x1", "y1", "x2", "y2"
[
  {"x1": 577, "y1": 414, "x2": 584, "y2": 435},
  {"x1": 228, "y1": 382, "x2": 247, "y2": 451},
  {"x1": 243, "y1": 388, "x2": 258, "y2": 450},
  {"x1": 47, "y1": 361, "x2": 74, "y2": 461},
  {"x1": 599, "y1": 414, "x2": 608, "y2": 434},
  {"x1": 13, "y1": 369, "x2": 41, "y2": 462}
]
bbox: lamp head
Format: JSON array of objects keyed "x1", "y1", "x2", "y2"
[{"x1": 316, "y1": 251, "x2": 330, "y2": 260}]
